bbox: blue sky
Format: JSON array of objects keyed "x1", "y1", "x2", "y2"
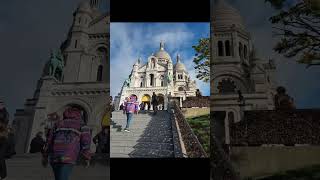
[
  {"x1": 110, "y1": 23, "x2": 210, "y2": 98},
  {"x1": 225, "y1": 0, "x2": 320, "y2": 108}
]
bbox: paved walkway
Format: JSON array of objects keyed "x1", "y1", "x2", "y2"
[
  {"x1": 5, "y1": 154, "x2": 109, "y2": 180},
  {"x1": 111, "y1": 111, "x2": 174, "y2": 158}
]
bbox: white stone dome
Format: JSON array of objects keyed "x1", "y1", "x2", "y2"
[
  {"x1": 78, "y1": 1, "x2": 92, "y2": 12},
  {"x1": 154, "y1": 41, "x2": 172, "y2": 62},
  {"x1": 174, "y1": 54, "x2": 186, "y2": 71},
  {"x1": 212, "y1": 0, "x2": 245, "y2": 30},
  {"x1": 174, "y1": 62, "x2": 186, "y2": 71}
]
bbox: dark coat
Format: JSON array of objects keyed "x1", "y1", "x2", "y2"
[
  {"x1": 5, "y1": 132, "x2": 16, "y2": 159},
  {"x1": 0, "y1": 137, "x2": 8, "y2": 178},
  {"x1": 93, "y1": 131, "x2": 109, "y2": 154},
  {"x1": 0, "y1": 108, "x2": 9, "y2": 125},
  {"x1": 151, "y1": 94, "x2": 158, "y2": 105},
  {"x1": 29, "y1": 136, "x2": 45, "y2": 153}
]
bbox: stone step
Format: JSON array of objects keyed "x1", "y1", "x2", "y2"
[
  {"x1": 111, "y1": 147, "x2": 174, "y2": 158},
  {"x1": 111, "y1": 136, "x2": 173, "y2": 143},
  {"x1": 5, "y1": 154, "x2": 109, "y2": 180},
  {"x1": 110, "y1": 111, "x2": 174, "y2": 157},
  {"x1": 111, "y1": 141, "x2": 173, "y2": 149},
  {"x1": 110, "y1": 129, "x2": 172, "y2": 135}
]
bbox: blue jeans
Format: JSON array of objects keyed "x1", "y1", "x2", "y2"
[
  {"x1": 51, "y1": 164, "x2": 74, "y2": 180},
  {"x1": 125, "y1": 113, "x2": 133, "y2": 129}
]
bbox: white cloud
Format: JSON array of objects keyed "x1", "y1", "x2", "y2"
[{"x1": 110, "y1": 23, "x2": 209, "y2": 97}]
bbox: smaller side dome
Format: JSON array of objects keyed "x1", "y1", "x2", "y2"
[
  {"x1": 174, "y1": 54, "x2": 186, "y2": 71},
  {"x1": 77, "y1": 1, "x2": 92, "y2": 12}
]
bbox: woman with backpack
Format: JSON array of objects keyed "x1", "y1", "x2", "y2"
[
  {"x1": 42, "y1": 107, "x2": 92, "y2": 180},
  {"x1": 123, "y1": 95, "x2": 139, "y2": 132}
]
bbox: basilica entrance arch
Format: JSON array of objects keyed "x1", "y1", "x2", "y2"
[
  {"x1": 130, "y1": 94, "x2": 138, "y2": 100},
  {"x1": 141, "y1": 94, "x2": 151, "y2": 110},
  {"x1": 62, "y1": 104, "x2": 88, "y2": 125},
  {"x1": 157, "y1": 94, "x2": 165, "y2": 110}
]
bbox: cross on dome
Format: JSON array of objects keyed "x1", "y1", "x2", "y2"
[
  {"x1": 160, "y1": 40, "x2": 165, "y2": 50},
  {"x1": 177, "y1": 54, "x2": 181, "y2": 62}
]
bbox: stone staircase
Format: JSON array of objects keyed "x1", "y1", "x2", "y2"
[
  {"x1": 5, "y1": 154, "x2": 109, "y2": 180},
  {"x1": 111, "y1": 111, "x2": 175, "y2": 158}
]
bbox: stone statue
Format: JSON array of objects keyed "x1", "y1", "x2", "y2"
[
  {"x1": 48, "y1": 49, "x2": 64, "y2": 80},
  {"x1": 124, "y1": 75, "x2": 131, "y2": 87},
  {"x1": 166, "y1": 72, "x2": 173, "y2": 83},
  {"x1": 274, "y1": 86, "x2": 295, "y2": 110}
]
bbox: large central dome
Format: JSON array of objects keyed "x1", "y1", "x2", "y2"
[
  {"x1": 212, "y1": 0, "x2": 245, "y2": 30},
  {"x1": 154, "y1": 41, "x2": 172, "y2": 62}
]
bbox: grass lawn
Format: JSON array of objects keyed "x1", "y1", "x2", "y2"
[
  {"x1": 186, "y1": 114, "x2": 210, "y2": 155},
  {"x1": 257, "y1": 165, "x2": 320, "y2": 180}
]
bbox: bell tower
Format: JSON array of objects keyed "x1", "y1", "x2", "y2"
[{"x1": 211, "y1": 0, "x2": 252, "y2": 94}]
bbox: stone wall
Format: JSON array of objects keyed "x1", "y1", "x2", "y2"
[
  {"x1": 182, "y1": 96, "x2": 210, "y2": 108},
  {"x1": 230, "y1": 109, "x2": 320, "y2": 145},
  {"x1": 182, "y1": 107, "x2": 210, "y2": 118},
  {"x1": 169, "y1": 101, "x2": 207, "y2": 158},
  {"x1": 232, "y1": 146, "x2": 320, "y2": 178}
]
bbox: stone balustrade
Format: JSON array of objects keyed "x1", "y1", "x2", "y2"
[
  {"x1": 169, "y1": 101, "x2": 207, "y2": 158},
  {"x1": 230, "y1": 109, "x2": 320, "y2": 145}
]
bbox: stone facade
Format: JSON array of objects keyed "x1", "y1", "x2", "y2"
[
  {"x1": 12, "y1": 0, "x2": 109, "y2": 153},
  {"x1": 115, "y1": 42, "x2": 198, "y2": 110},
  {"x1": 211, "y1": 0, "x2": 277, "y2": 145}
]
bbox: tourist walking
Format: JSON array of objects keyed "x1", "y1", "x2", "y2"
[
  {"x1": 151, "y1": 92, "x2": 158, "y2": 115},
  {"x1": 123, "y1": 95, "x2": 139, "y2": 132},
  {"x1": 0, "y1": 101, "x2": 9, "y2": 126},
  {"x1": 42, "y1": 107, "x2": 92, "y2": 180},
  {"x1": 0, "y1": 100, "x2": 12, "y2": 180},
  {"x1": 0, "y1": 122, "x2": 8, "y2": 180},
  {"x1": 122, "y1": 97, "x2": 129, "y2": 114},
  {"x1": 93, "y1": 127, "x2": 109, "y2": 154},
  {"x1": 29, "y1": 132, "x2": 45, "y2": 153},
  {"x1": 5, "y1": 127, "x2": 16, "y2": 159}
]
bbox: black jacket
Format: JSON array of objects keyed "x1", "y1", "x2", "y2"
[
  {"x1": 151, "y1": 95, "x2": 158, "y2": 104},
  {"x1": 0, "y1": 108, "x2": 9, "y2": 125},
  {"x1": 0, "y1": 137, "x2": 8, "y2": 178},
  {"x1": 29, "y1": 136, "x2": 45, "y2": 153},
  {"x1": 93, "y1": 132, "x2": 109, "y2": 153}
]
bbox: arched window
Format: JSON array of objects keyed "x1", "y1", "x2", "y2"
[
  {"x1": 225, "y1": 40, "x2": 231, "y2": 56},
  {"x1": 217, "y1": 78, "x2": 236, "y2": 94},
  {"x1": 160, "y1": 75, "x2": 164, "y2": 87},
  {"x1": 244, "y1": 45, "x2": 248, "y2": 59},
  {"x1": 140, "y1": 77, "x2": 144, "y2": 87},
  {"x1": 97, "y1": 65, "x2": 103, "y2": 81},
  {"x1": 178, "y1": 87, "x2": 184, "y2": 91},
  {"x1": 228, "y1": 112, "x2": 235, "y2": 123},
  {"x1": 96, "y1": 47, "x2": 107, "y2": 82},
  {"x1": 150, "y1": 74, "x2": 154, "y2": 86},
  {"x1": 75, "y1": 40, "x2": 78, "y2": 48},
  {"x1": 239, "y1": 42, "x2": 243, "y2": 59},
  {"x1": 218, "y1": 41, "x2": 224, "y2": 56}
]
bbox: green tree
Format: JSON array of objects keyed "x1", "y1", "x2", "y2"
[
  {"x1": 266, "y1": 0, "x2": 320, "y2": 67},
  {"x1": 192, "y1": 38, "x2": 210, "y2": 82}
]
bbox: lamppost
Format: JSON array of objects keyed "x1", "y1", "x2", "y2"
[
  {"x1": 237, "y1": 90, "x2": 247, "y2": 145},
  {"x1": 237, "y1": 90, "x2": 245, "y2": 121}
]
